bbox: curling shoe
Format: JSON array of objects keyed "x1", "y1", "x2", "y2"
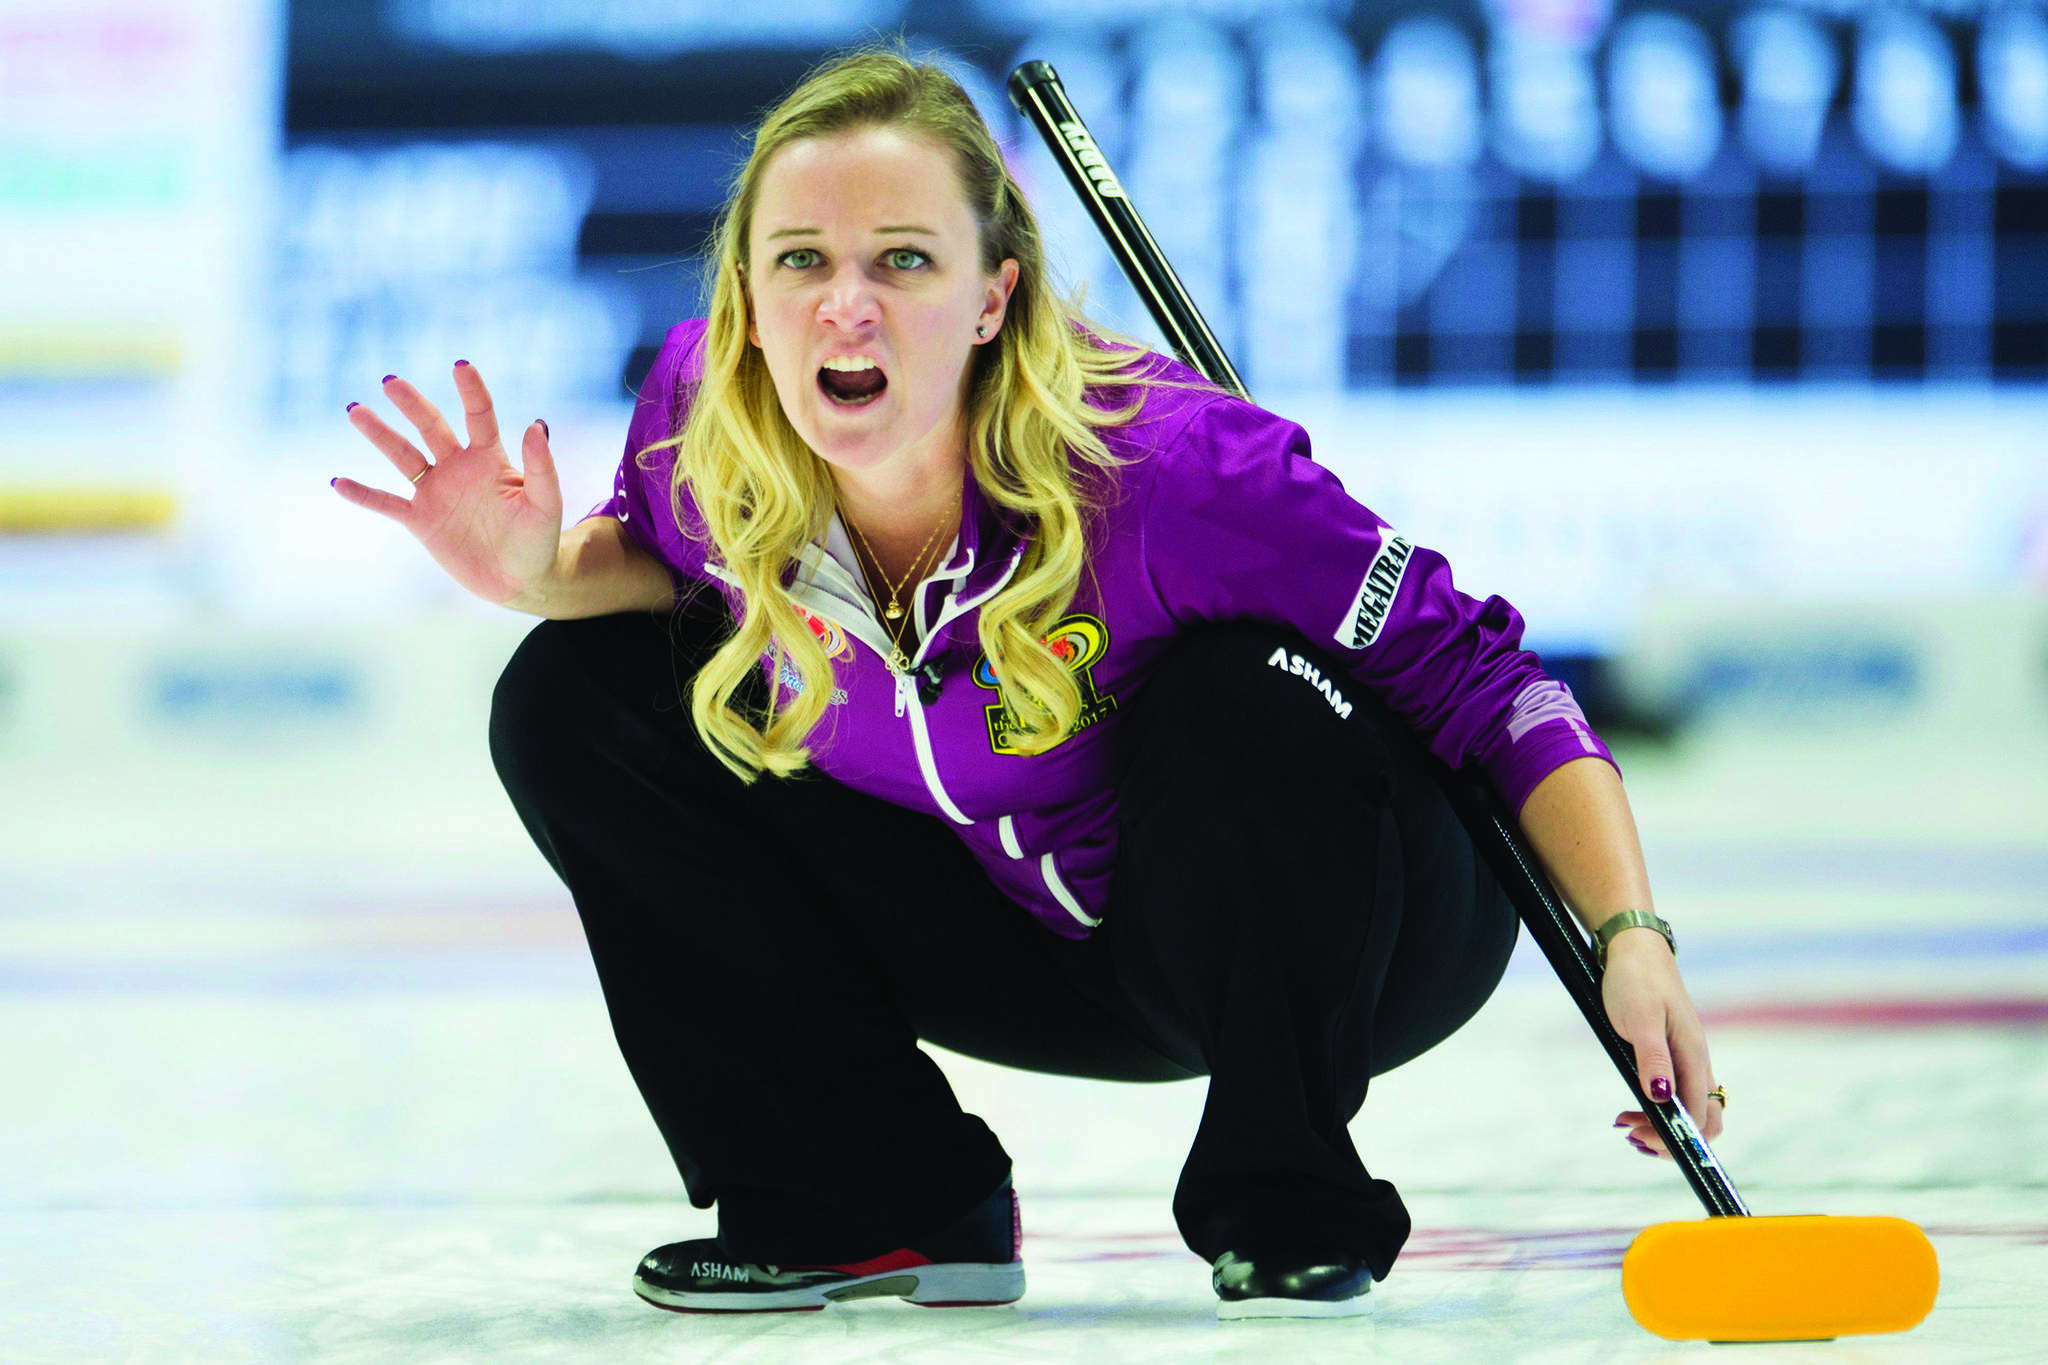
[
  {"x1": 1213, "y1": 1244, "x2": 1374, "y2": 1319},
  {"x1": 632, "y1": 1177, "x2": 1023, "y2": 1313}
]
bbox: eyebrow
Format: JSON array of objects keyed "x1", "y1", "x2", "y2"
[{"x1": 766, "y1": 225, "x2": 940, "y2": 240}]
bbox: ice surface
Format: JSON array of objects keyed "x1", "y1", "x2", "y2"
[{"x1": 3, "y1": 725, "x2": 2043, "y2": 1362}]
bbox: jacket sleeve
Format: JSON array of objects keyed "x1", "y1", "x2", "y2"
[
  {"x1": 1138, "y1": 395, "x2": 1620, "y2": 819},
  {"x1": 575, "y1": 319, "x2": 713, "y2": 600}
]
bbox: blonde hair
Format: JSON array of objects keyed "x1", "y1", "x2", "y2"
[{"x1": 643, "y1": 39, "x2": 1224, "y2": 784}]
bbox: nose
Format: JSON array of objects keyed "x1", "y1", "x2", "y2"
[{"x1": 814, "y1": 266, "x2": 881, "y2": 332}]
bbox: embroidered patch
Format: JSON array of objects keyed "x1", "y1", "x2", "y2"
[
  {"x1": 789, "y1": 604, "x2": 854, "y2": 662},
  {"x1": 1335, "y1": 529, "x2": 1414, "y2": 650},
  {"x1": 767, "y1": 656, "x2": 848, "y2": 705},
  {"x1": 973, "y1": 613, "x2": 1118, "y2": 755},
  {"x1": 765, "y1": 605, "x2": 851, "y2": 705}
]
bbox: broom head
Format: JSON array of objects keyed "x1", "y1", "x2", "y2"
[{"x1": 1622, "y1": 1214, "x2": 1938, "y2": 1342}]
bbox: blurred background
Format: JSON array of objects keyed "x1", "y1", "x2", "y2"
[{"x1": 3, "y1": 1, "x2": 2044, "y2": 1360}]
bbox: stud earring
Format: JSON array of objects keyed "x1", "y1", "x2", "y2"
[{"x1": 977, "y1": 325, "x2": 987, "y2": 338}]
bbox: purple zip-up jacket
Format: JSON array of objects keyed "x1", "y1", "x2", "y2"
[{"x1": 579, "y1": 318, "x2": 1619, "y2": 940}]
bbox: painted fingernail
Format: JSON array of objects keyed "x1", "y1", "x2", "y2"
[
  {"x1": 382, "y1": 374, "x2": 396, "y2": 384},
  {"x1": 538, "y1": 419, "x2": 548, "y2": 438},
  {"x1": 1614, "y1": 1119, "x2": 1630, "y2": 1128},
  {"x1": 455, "y1": 359, "x2": 469, "y2": 368},
  {"x1": 329, "y1": 477, "x2": 337, "y2": 488},
  {"x1": 1630, "y1": 1138, "x2": 1655, "y2": 1155},
  {"x1": 345, "y1": 401, "x2": 357, "y2": 413},
  {"x1": 1649, "y1": 1077, "x2": 1672, "y2": 1102}
]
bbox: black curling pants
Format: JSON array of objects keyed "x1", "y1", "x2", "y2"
[{"x1": 487, "y1": 601, "x2": 1518, "y2": 1282}]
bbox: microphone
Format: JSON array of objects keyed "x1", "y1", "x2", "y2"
[{"x1": 916, "y1": 661, "x2": 944, "y2": 704}]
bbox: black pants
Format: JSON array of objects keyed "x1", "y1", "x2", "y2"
[{"x1": 488, "y1": 601, "x2": 1518, "y2": 1281}]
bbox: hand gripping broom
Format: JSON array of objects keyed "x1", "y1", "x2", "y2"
[{"x1": 1006, "y1": 58, "x2": 1939, "y2": 1342}]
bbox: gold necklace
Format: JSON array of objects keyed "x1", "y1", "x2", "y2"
[{"x1": 839, "y1": 486, "x2": 960, "y2": 672}]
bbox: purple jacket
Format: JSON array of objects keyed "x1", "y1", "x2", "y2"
[{"x1": 581, "y1": 319, "x2": 1618, "y2": 940}]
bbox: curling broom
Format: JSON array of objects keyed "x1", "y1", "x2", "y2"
[{"x1": 1005, "y1": 56, "x2": 1939, "y2": 1343}]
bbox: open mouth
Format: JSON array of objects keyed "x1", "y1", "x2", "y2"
[{"x1": 817, "y1": 363, "x2": 888, "y2": 409}]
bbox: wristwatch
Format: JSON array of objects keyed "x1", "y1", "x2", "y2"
[{"x1": 1594, "y1": 909, "x2": 1675, "y2": 966}]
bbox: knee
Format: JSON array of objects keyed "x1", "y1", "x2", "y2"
[
  {"x1": 489, "y1": 607, "x2": 747, "y2": 806},
  {"x1": 488, "y1": 618, "x2": 589, "y2": 798},
  {"x1": 489, "y1": 613, "x2": 679, "y2": 789}
]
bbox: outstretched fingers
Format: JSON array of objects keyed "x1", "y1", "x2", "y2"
[
  {"x1": 330, "y1": 474, "x2": 414, "y2": 525},
  {"x1": 518, "y1": 419, "x2": 561, "y2": 517},
  {"x1": 345, "y1": 401, "x2": 431, "y2": 491},
  {"x1": 380, "y1": 373, "x2": 462, "y2": 461},
  {"x1": 450, "y1": 359, "x2": 501, "y2": 453}
]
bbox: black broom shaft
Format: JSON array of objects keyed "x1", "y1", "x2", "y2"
[
  {"x1": 1006, "y1": 58, "x2": 1748, "y2": 1220},
  {"x1": 1431, "y1": 763, "x2": 1749, "y2": 1217},
  {"x1": 1004, "y1": 62, "x2": 1250, "y2": 403}
]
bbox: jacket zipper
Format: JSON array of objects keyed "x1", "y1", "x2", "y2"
[
  {"x1": 889, "y1": 546, "x2": 1026, "y2": 826},
  {"x1": 904, "y1": 549, "x2": 1100, "y2": 929},
  {"x1": 848, "y1": 545, "x2": 1103, "y2": 924},
  {"x1": 898, "y1": 669, "x2": 972, "y2": 825},
  {"x1": 708, "y1": 550, "x2": 1057, "y2": 870}
]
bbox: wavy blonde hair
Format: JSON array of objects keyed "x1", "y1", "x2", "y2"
[{"x1": 645, "y1": 39, "x2": 1224, "y2": 784}]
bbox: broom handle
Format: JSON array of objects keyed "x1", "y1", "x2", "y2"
[
  {"x1": 1008, "y1": 59, "x2": 1750, "y2": 1221},
  {"x1": 1430, "y1": 762, "x2": 1750, "y2": 1218}
]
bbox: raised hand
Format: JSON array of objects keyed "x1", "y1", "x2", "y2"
[{"x1": 332, "y1": 361, "x2": 562, "y2": 608}]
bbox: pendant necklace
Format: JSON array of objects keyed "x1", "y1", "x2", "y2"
[{"x1": 839, "y1": 486, "x2": 961, "y2": 672}]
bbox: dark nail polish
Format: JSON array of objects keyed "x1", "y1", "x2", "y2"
[
  {"x1": 329, "y1": 477, "x2": 337, "y2": 488},
  {"x1": 382, "y1": 374, "x2": 396, "y2": 384},
  {"x1": 1613, "y1": 1119, "x2": 1630, "y2": 1128},
  {"x1": 455, "y1": 359, "x2": 469, "y2": 368},
  {"x1": 1649, "y1": 1077, "x2": 1672, "y2": 1102},
  {"x1": 1630, "y1": 1139, "x2": 1655, "y2": 1154},
  {"x1": 345, "y1": 401, "x2": 357, "y2": 413},
  {"x1": 538, "y1": 419, "x2": 548, "y2": 438}
]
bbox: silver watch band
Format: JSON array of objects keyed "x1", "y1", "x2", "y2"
[{"x1": 1594, "y1": 909, "x2": 1675, "y2": 964}]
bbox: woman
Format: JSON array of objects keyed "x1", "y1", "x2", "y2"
[{"x1": 332, "y1": 45, "x2": 1723, "y2": 1321}]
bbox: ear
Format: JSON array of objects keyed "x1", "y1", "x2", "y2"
[{"x1": 978, "y1": 258, "x2": 1021, "y2": 341}]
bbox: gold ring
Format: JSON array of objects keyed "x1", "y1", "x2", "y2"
[
  {"x1": 1706, "y1": 1086, "x2": 1728, "y2": 1107},
  {"x1": 411, "y1": 466, "x2": 430, "y2": 484}
]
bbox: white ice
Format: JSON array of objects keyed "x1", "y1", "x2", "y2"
[{"x1": 3, "y1": 715, "x2": 2044, "y2": 1363}]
